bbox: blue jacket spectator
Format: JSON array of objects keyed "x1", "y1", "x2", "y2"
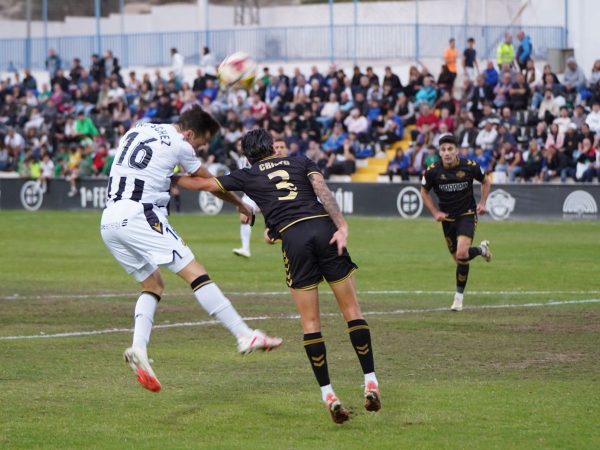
[
  {"x1": 415, "y1": 78, "x2": 437, "y2": 108},
  {"x1": 322, "y1": 123, "x2": 347, "y2": 154},
  {"x1": 516, "y1": 31, "x2": 532, "y2": 69}
]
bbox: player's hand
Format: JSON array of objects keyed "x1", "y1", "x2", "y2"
[
  {"x1": 434, "y1": 211, "x2": 448, "y2": 222},
  {"x1": 237, "y1": 204, "x2": 253, "y2": 223},
  {"x1": 170, "y1": 175, "x2": 182, "y2": 187},
  {"x1": 329, "y1": 225, "x2": 348, "y2": 256},
  {"x1": 477, "y1": 202, "x2": 487, "y2": 215},
  {"x1": 264, "y1": 228, "x2": 276, "y2": 245}
]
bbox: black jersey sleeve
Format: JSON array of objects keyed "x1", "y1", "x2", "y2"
[
  {"x1": 216, "y1": 169, "x2": 248, "y2": 192},
  {"x1": 304, "y1": 157, "x2": 322, "y2": 177},
  {"x1": 470, "y1": 160, "x2": 486, "y2": 182}
]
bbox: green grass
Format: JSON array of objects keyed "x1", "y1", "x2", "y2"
[{"x1": 1, "y1": 211, "x2": 599, "y2": 449}]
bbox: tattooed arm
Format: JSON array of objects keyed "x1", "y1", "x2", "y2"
[{"x1": 309, "y1": 172, "x2": 348, "y2": 255}]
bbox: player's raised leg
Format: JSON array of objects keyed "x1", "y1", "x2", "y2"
[
  {"x1": 330, "y1": 274, "x2": 381, "y2": 412},
  {"x1": 291, "y1": 287, "x2": 350, "y2": 424},
  {"x1": 177, "y1": 260, "x2": 282, "y2": 353}
]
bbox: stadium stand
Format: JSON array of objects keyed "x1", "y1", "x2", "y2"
[{"x1": 1, "y1": 41, "x2": 600, "y2": 188}]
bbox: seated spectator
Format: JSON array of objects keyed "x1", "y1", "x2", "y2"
[
  {"x1": 521, "y1": 140, "x2": 544, "y2": 181},
  {"x1": 585, "y1": 101, "x2": 600, "y2": 134},
  {"x1": 571, "y1": 104, "x2": 587, "y2": 129},
  {"x1": 382, "y1": 147, "x2": 410, "y2": 181},
  {"x1": 457, "y1": 117, "x2": 478, "y2": 150},
  {"x1": 541, "y1": 145, "x2": 569, "y2": 182},
  {"x1": 435, "y1": 90, "x2": 459, "y2": 116},
  {"x1": 473, "y1": 145, "x2": 492, "y2": 172},
  {"x1": 395, "y1": 94, "x2": 415, "y2": 125},
  {"x1": 475, "y1": 120, "x2": 498, "y2": 153},
  {"x1": 576, "y1": 137, "x2": 599, "y2": 182},
  {"x1": 317, "y1": 92, "x2": 340, "y2": 130},
  {"x1": 324, "y1": 139, "x2": 356, "y2": 179},
  {"x1": 538, "y1": 89, "x2": 561, "y2": 124},
  {"x1": 493, "y1": 71, "x2": 512, "y2": 109},
  {"x1": 545, "y1": 122, "x2": 564, "y2": 150},
  {"x1": 563, "y1": 57, "x2": 587, "y2": 94},
  {"x1": 553, "y1": 106, "x2": 571, "y2": 134},
  {"x1": 74, "y1": 111, "x2": 99, "y2": 140},
  {"x1": 415, "y1": 77, "x2": 437, "y2": 108},
  {"x1": 509, "y1": 72, "x2": 530, "y2": 110},
  {"x1": 423, "y1": 145, "x2": 440, "y2": 168},
  {"x1": 322, "y1": 122, "x2": 347, "y2": 154},
  {"x1": 437, "y1": 108, "x2": 455, "y2": 133},
  {"x1": 343, "y1": 107, "x2": 368, "y2": 136}
]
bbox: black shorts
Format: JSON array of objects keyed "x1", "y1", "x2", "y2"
[
  {"x1": 441, "y1": 213, "x2": 477, "y2": 254},
  {"x1": 280, "y1": 217, "x2": 358, "y2": 290}
]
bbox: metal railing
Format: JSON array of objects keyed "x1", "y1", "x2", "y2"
[{"x1": 1, "y1": 24, "x2": 565, "y2": 72}]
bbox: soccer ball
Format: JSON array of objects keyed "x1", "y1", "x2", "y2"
[{"x1": 217, "y1": 52, "x2": 256, "y2": 89}]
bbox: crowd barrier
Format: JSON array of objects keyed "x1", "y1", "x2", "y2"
[
  {"x1": 1, "y1": 178, "x2": 598, "y2": 221},
  {"x1": 1, "y1": 24, "x2": 564, "y2": 71}
]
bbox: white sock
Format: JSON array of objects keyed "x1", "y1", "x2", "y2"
[
  {"x1": 364, "y1": 372, "x2": 378, "y2": 387},
  {"x1": 240, "y1": 224, "x2": 252, "y2": 252},
  {"x1": 194, "y1": 282, "x2": 253, "y2": 339},
  {"x1": 455, "y1": 292, "x2": 464, "y2": 300},
  {"x1": 132, "y1": 292, "x2": 159, "y2": 358},
  {"x1": 320, "y1": 384, "x2": 335, "y2": 402}
]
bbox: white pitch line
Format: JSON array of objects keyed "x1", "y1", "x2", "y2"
[
  {"x1": 2, "y1": 289, "x2": 600, "y2": 301},
  {"x1": 1, "y1": 298, "x2": 599, "y2": 342}
]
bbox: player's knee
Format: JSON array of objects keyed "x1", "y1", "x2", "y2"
[
  {"x1": 456, "y1": 249, "x2": 469, "y2": 261},
  {"x1": 301, "y1": 315, "x2": 321, "y2": 333},
  {"x1": 141, "y1": 273, "x2": 165, "y2": 296},
  {"x1": 456, "y1": 257, "x2": 469, "y2": 265}
]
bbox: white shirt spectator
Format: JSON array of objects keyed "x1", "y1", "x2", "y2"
[
  {"x1": 172, "y1": 51, "x2": 184, "y2": 80},
  {"x1": 320, "y1": 100, "x2": 340, "y2": 118},
  {"x1": 585, "y1": 109, "x2": 600, "y2": 134},
  {"x1": 200, "y1": 49, "x2": 216, "y2": 77},
  {"x1": 4, "y1": 131, "x2": 25, "y2": 152},
  {"x1": 343, "y1": 109, "x2": 368, "y2": 134},
  {"x1": 475, "y1": 124, "x2": 498, "y2": 152},
  {"x1": 41, "y1": 158, "x2": 55, "y2": 178}
]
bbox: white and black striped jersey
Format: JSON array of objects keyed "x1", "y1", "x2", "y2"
[{"x1": 105, "y1": 123, "x2": 201, "y2": 208}]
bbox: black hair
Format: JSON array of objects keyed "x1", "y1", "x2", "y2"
[
  {"x1": 177, "y1": 105, "x2": 220, "y2": 138},
  {"x1": 241, "y1": 128, "x2": 274, "y2": 164},
  {"x1": 438, "y1": 134, "x2": 458, "y2": 147}
]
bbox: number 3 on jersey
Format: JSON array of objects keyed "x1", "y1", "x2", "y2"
[
  {"x1": 116, "y1": 131, "x2": 156, "y2": 169},
  {"x1": 268, "y1": 169, "x2": 298, "y2": 201}
]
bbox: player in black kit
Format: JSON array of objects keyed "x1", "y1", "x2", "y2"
[
  {"x1": 421, "y1": 134, "x2": 492, "y2": 311},
  {"x1": 174, "y1": 128, "x2": 380, "y2": 424}
]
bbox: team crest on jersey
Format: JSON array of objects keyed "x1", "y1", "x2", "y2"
[
  {"x1": 456, "y1": 171, "x2": 466, "y2": 179},
  {"x1": 151, "y1": 222, "x2": 163, "y2": 234},
  {"x1": 440, "y1": 174, "x2": 447, "y2": 180}
]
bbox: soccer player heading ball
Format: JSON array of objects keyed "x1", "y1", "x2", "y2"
[
  {"x1": 100, "y1": 106, "x2": 282, "y2": 393},
  {"x1": 174, "y1": 128, "x2": 381, "y2": 424},
  {"x1": 420, "y1": 134, "x2": 493, "y2": 311}
]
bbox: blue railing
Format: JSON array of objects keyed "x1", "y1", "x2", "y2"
[{"x1": 1, "y1": 24, "x2": 565, "y2": 72}]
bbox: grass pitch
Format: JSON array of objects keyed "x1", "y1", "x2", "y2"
[{"x1": 1, "y1": 211, "x2": 599, "y2": 449}]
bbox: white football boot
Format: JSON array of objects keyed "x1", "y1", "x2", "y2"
[
  {"x1": 451, "y1": 293, "x2": 464, "y2": 312},
  {"x1": 480, "y1": 240, "x2": 492, "y2": 262},
  {"x1": 237, "y1": 329, "x2": 283, "y2": 354},
  {"x1": 123, "y1": 347, "x2": 161, "y2": 392}
]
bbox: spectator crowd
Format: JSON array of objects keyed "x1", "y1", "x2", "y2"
[{"x1": 1, "y1": 32, "x2": 600, "y2": 195}]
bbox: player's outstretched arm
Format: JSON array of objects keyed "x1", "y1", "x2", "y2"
[
  {"x1": 421, "y1": 186, "x2": 448, "y2": 222},
  {"x1": 309, "y1": 172, "x2": 348, "y2": 255},
  {"x1": 477, "y1": 174, "x2": 492, "y2": 215},
  {"x1": 174, "y1": 175, "x2": 253, "y2": 223}
]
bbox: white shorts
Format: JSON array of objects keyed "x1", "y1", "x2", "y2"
[
  {"x1": 100, "y1": 200, "x2": 194, "y2": 282},
  {"x1": 242, "y1": 194, "x2": 258, "y2": 212}
]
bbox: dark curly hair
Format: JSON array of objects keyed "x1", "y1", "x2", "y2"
[{"x1": 241, "y1": 128, "x2": 274, "y2": 164}]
